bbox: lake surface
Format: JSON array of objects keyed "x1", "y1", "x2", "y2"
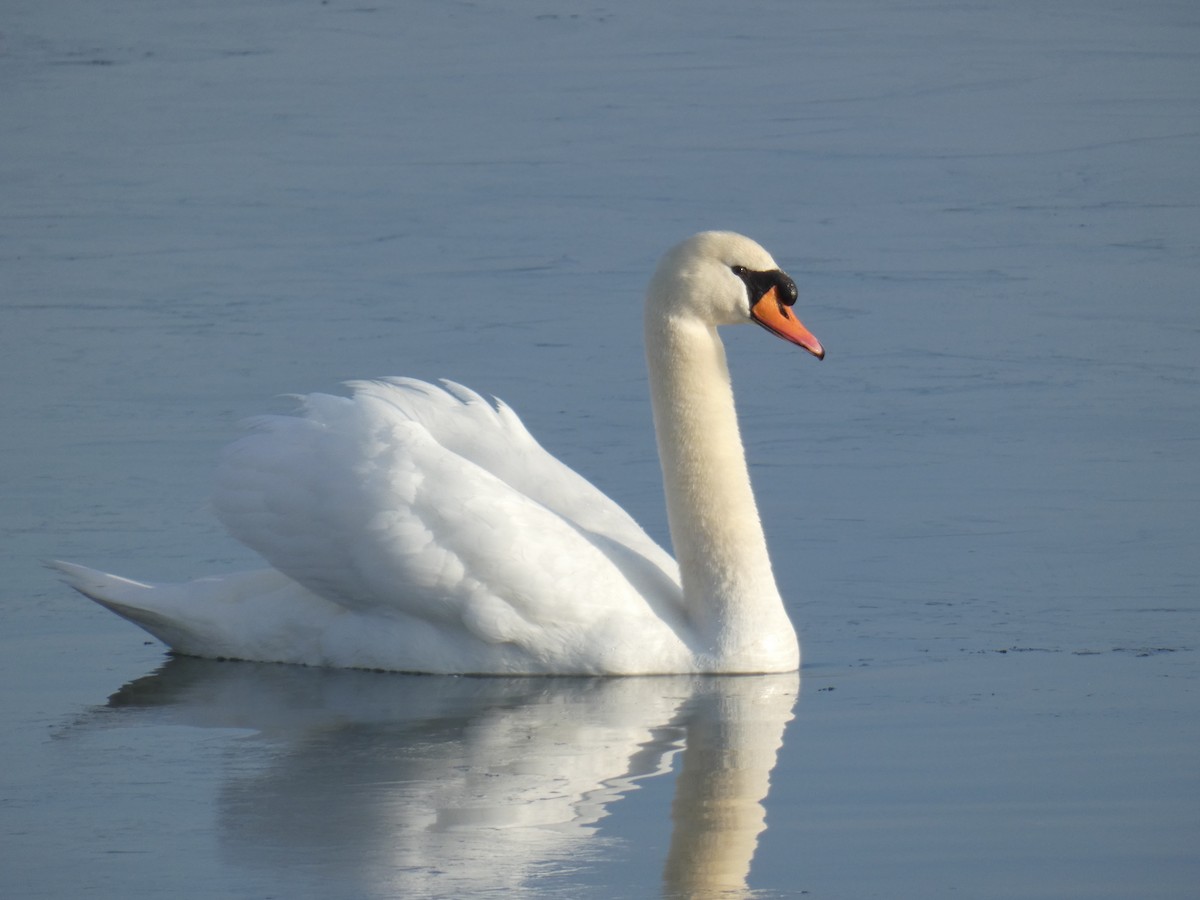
[{"x1": 3, "y1": 1, "x2": 1198, "y2": 897}]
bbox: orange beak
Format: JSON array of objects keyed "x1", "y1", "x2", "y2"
[{"x1": 750, "y1": 288, "x2": 825, "y2": 359}]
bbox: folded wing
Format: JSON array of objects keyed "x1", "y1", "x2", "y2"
[{"x1": 213, "y1": 379, "x2": 683, "y2": 649}]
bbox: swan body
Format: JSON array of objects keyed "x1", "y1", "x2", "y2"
[{"x1": 54, "y1": 231, "x2": 824, "y2": 675}]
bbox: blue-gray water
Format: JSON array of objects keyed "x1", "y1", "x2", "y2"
[{"x1": 3, "y1": 1, "x2": 1197, "y2": 897}]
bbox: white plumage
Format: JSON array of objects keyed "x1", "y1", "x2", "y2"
[{"x1": 54, "y1": 231, "x2": 824, "y2": 675}]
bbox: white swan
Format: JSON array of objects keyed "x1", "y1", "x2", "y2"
[{"x1": 53, "y1": 231, "x2": 824, "y2": 675}]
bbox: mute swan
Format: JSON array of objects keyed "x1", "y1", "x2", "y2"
[{"x1": 53, "y1": 231, "x2": 824, "y2": 675}]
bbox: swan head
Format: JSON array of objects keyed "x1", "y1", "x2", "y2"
[{"x1": 648, "y1": 231, "x2": 825, "y2": 359}]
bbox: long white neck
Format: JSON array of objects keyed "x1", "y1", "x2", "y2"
[{"x1": 644, "y1": 311, "x2": 800, "y2": 672}]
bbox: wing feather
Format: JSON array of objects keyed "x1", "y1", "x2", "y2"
[{"x1": 213, "y1": 380, "x2": 683, "y2": 646}]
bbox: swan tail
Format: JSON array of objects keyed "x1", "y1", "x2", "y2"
[
  {"x1": 49, "y1": 561, "x2": 361, "y2": 665},
  {"x1": 49, "y1": 560, "x2": 155, "y2": 616},
  {"x1": 50, "y1": 560, "x2": 255, "y2": 661},
  {"x1": 47, "y1": 560, "x2": 199, "y2": 648}
]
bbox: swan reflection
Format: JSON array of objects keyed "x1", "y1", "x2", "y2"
[{"x1": 104, "y1": 660, "x2": 798, "y2": 898}]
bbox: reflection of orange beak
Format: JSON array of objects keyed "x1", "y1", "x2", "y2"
[{"x1": 750, "y1": 288, "x2": 825, "y2": 359}]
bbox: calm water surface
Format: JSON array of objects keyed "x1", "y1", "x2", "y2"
[{"x1": 3, "y1": 1, "x2": 1197, "y2": 897}]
